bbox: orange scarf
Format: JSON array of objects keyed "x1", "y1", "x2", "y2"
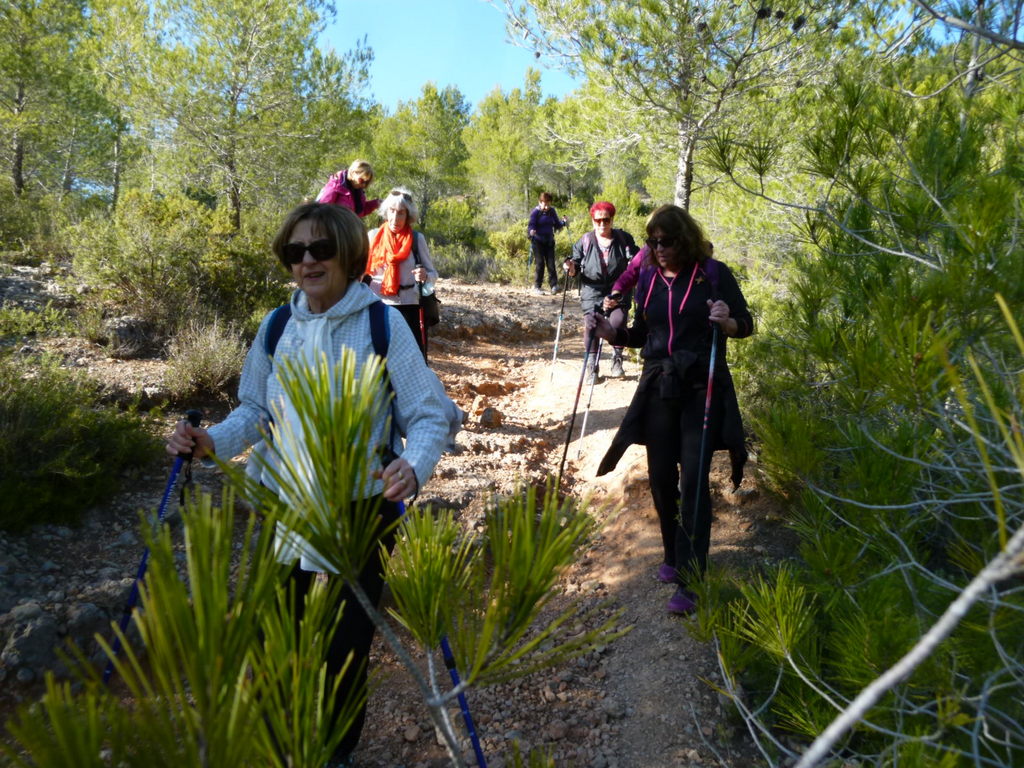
[{"x1": 367, "y1": 226, "x2": 413, "y2": 296}]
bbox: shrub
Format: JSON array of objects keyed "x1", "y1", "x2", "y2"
[
  {"x1": 424, "y1": 197, "x2": 485, "y2": 249},
  {"x1": 66, "y1": 190, "x2": 211, "y2": 337},
  {"x1": 431, "y1": 242, "x2": 494, "y2": 282},
  {"x1": 0, "y1": 354, "x2": 160, "y2": 531},
  {"x1": 0, "y1": 188, "x2": 51, "y2": 257},
  {"x1": 487, "y1": 222, "x2": 530, "y2": 260},
  {"x1": 163, "y1": 319, "x2": 247, "y2": 402},
  {"x1": 66, "y1": 191, "x2": 290, "y2": 346},
  {"x1": 0, "y1": 302, "x2": 70, "y2": 340}
]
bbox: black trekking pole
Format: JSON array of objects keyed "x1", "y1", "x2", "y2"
[
  {"x1": 548, "y1": 267, "x2": 572, "y2": 381},
  {"x1": 691, "y1": 324, "x2": 720, "y2": 544},
  {"x1": 576, "y1": 335, "x2": 604, "y2": 458},
  {"x1": 104, "y1": 409, "x2": 202, "y2": 685},
  {"x1": 417, "y1": 280, "x2": 429, "y2": 364},
  {"x1": 557, "y1": 331, "x2": 600, "y2": 488}
]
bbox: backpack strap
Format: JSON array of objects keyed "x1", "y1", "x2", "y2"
[
  {"x1": 367, "y1": 300, "x2": 403, "y2": 464},
  {"x1": 368, "y1": 299, "x2": 390, "y2": 361},
  {"x1": 265, "y1": 303, "x2": 292, "y2": 357}
]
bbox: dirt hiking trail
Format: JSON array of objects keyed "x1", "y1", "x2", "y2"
[{"x1": 0, "y1": 279, "x2": 793, "y2": 768}]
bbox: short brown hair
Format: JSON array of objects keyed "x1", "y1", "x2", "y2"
[
  {"x1": 645, "y1": 205, "x2": 711, "y2": 266},
  {"x1": 271, "y1": 202, "x2": 369, "y2": 279},
  {"x1": 538, "y1": 192, "x2": 553, "y2": 203}
]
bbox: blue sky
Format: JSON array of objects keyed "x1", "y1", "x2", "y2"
[{"x1": 323, "y1": 0, "x2": 580, "y2": 111}]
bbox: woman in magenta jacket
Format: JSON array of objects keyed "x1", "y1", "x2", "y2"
[{"x1": 315, "y1": 159, "x2": 381, "y2": 218}]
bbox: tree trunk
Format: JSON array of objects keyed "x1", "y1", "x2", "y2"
[
  {"x1": 673, "y1": 129, "x2": 695, "y2": 211},
  {"x1": 229, "y1": 178, "x2": 241, "y2": 231},
  {"x1": 111, "y1": 130, "x2": 122, "y2": 212},
  {"x1": 225, "y1": 144, "x2": 241, "y2": 230},
  {"x1": 61, "y1": 125, "x2": 77, "y2": 198},
  {"x1": 12, "y1": 83, "x2": 26, "y2": 196}
]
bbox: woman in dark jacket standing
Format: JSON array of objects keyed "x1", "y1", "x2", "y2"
[
  {"x1": 588, "y1": 205, "x2": 753, "y2": 615},
  {"x1": 527, "y1": 191, "x2": 567, "y2": 294},
  {"x1": 564, "y1": 201, "x2": 639, "y2": 381}
]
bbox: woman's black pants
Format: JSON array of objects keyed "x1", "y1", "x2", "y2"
[
  {"x1": 395, "y1": 303, "x2": 427, "y2": 360},
  {"x1": 532, "y1": 239, "x2": 558, "y2": 290},
  {"x1": 286, "y1": 499, "x2": 401, "y2": 760},
  {"x1": 641, "y1": 381, "x2": 723, "y2": 585}
]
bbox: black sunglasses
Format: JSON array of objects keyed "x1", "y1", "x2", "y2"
[
  {"x1": 389, "y1": 189, "x2": 412, "y2": 201},
  {"x1": 282, "y1": 239, "x2": 335, "y2": 265},
  {"x1": 645, "y1": 236, "x2": 678, "y2": 250}
]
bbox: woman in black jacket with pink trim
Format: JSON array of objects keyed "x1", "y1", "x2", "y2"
[{"x1": 588, "y1": 205, "x2": 753, "y2": 615}]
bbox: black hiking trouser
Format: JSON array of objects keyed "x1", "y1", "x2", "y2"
[
  {"x1": 286, "y1": 498, "x2": 401, "y2": 762},
  {"x1": 532, "y1": 239, "x2": 558, "y2": 290},
  {"x1": 395, "y1": 303, "x2": 427, "y2": 360},
  {"x1": 641, "y1": 380, "x2": 724, "y2": 585}
]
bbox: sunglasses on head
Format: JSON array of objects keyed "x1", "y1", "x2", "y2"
[
  {"x1": 593, "y1": 217, "x2": 612, "y2": 224},
  {"x1": 645, "y1": 236, "x2": 678, "y2": 250},
  {"x1": 282, "y1": 239, "x2": 335, "y2": 265},
  {"x1": 389, "y1": 189, "x2": 412, "y2": 201}
]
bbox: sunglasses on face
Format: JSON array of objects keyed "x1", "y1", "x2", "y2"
[
  {"x1": 593, "y1": 218, "x2": 612, "y2": 224},
  {"x1": 646, "y1": 237, "x2": 678, "y2": 250},
  {"x1": 282, "y1": 239, "x2": 335, "y2": 265}
]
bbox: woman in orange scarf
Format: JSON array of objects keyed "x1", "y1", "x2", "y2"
[{"x1": 365, "y1": 188, "x2": 439, "y2": 358}]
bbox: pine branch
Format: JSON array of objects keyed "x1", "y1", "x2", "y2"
[{"x1": 795, "y1": 522, "x2": 1024, "y2": 768}]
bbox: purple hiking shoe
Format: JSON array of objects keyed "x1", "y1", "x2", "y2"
[
  {"x1": 666, "y1": 587, "x2": 698, "y2": 616},
  {"x1": 657, "y1": 563, "x2": 676, "y2": 583}
]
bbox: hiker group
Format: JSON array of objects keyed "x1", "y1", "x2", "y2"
[{"x1": 164, "y1": 159, "x2": 754, "y2": 767}]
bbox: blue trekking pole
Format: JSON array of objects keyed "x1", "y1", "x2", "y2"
[
  {"x1": 397, "y1": 501, "x2": 487, "y2": 767},
  {"x1": 103, "y1": 409, "x2": 202, "y2": 685},
  {"x1": 440, "y1": 636, "x2": 488, "y2": 768}
]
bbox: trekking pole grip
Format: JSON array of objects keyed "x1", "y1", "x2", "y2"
[{"x1": 180, "y1": 409, "x2": 203, "y2": 459}]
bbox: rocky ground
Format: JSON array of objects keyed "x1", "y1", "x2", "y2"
[{"x1": 0, "y1": 273, "x2": 795, "y2": 767}]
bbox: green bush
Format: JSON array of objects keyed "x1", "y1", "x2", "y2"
[
  {"x1": 704, "y1": 70, "x2": 1024, "y2": 764},
  {"x1": 487, "y1": 221, "x2": 531, "y2": 260},
  {"x1": 431, "y1": 242, "x2": 494, "y2": 282},
  {"x1": 163, "y1": 319, "x2": 247, "y2": 403},
  {"x1": 0, "y1": 302, "x2": 70, "y2": 340},
  {"x1": 0, "y1": 354, "x2": 160, "y2": 531},
  {"x1": 65, "y1": 191, "x2": 290, "y2": 345},
  {"x1": 424, "y1": 196, "x2": 485, "y2": 249},
  {"x1": 0, "y1": 187, "x2": 50, "y2": 256}
]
